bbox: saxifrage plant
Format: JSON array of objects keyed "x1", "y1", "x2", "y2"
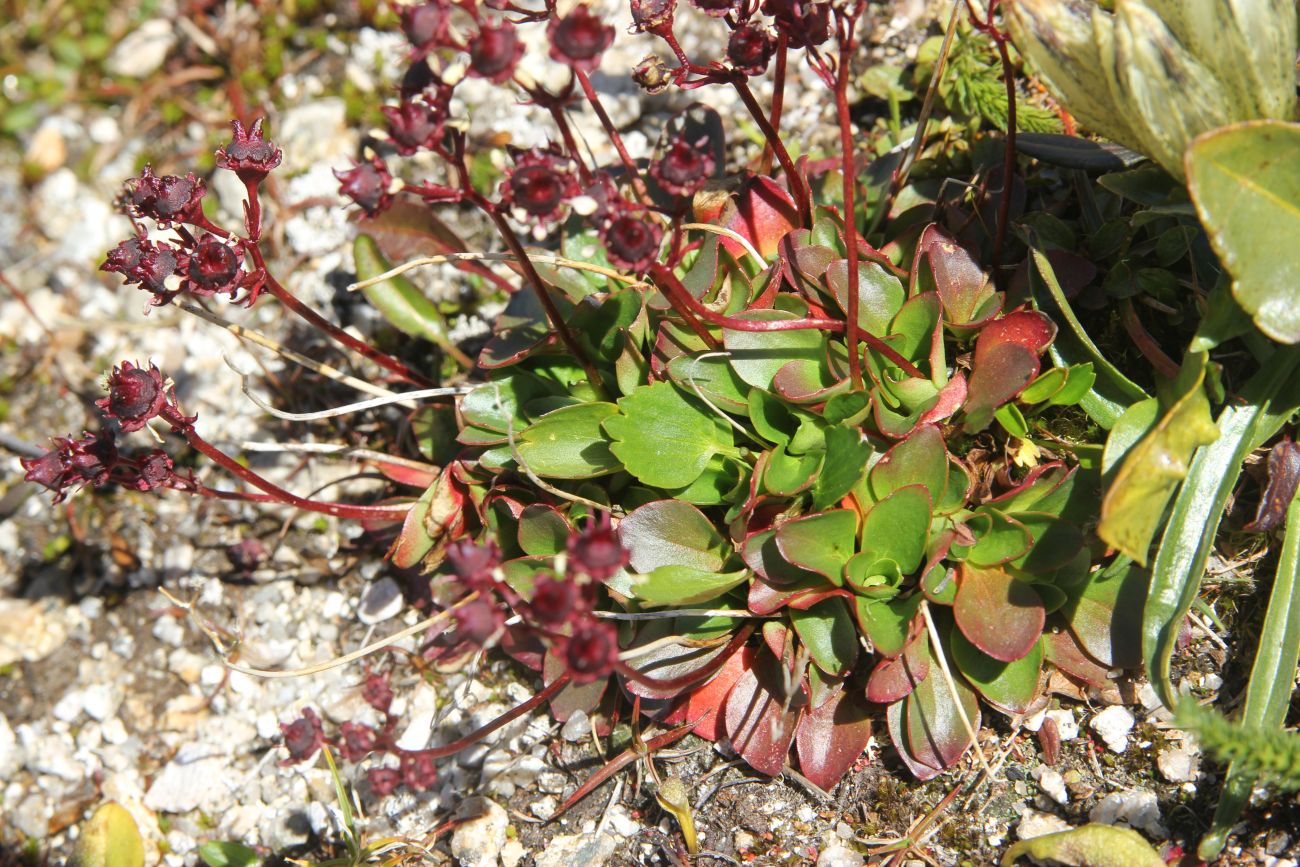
[{"x1": 22, "y1": 0, "x2": 1139, "y2": 832}]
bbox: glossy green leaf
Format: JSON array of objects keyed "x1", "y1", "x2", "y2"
[
  {"x1": 1099, "y1": 353, "x2": 1219, "y2": 564},
  {"x1": 854, "y1": 594, "x2": 922, "y2": 657},
  {"x1": 951, "y1": 629, "x2": 1043, "y2": 716},
  {"x1": 618, "y1": 500, "x2": 728, "y2": 574},
  {"x1": 1061, "y1": 559, "x2": 1145, "y2": 669},
  {"x1": 870, "y1": 424, "x2": 948, "y2": 504},
  {"x1": 902, "y1": 653, "x2": 981, "y2": 774},
  {"x1": 517, "y1": 402, "x2": 622, "y2": 479},
  {"x1": 634, "y1": 565, "x2": 750, "y2": 606},
  {"x1": 197, "y1": 842, "x2": 259, "y2": 867},
  {"x1": 860, "y1": 484, "x2": 932, "y2": 575},
  {"x1": 763, "y1": 444, "x2": 823, "y2": 496},
  {"x1": 517, "y1": 504, "x2": 573, "y2": 557},
  {"x1": 667, "y1": 352, "x2": 751, "y2": 415},
  {"x1": 954, "y1": 564, "x2": 1045, "y2": 663},
  {"x1": 826, "y1": 260, "x2": 906, "y2": 335},
  {"x1": 1186, "y1": 121, "x2": 1300, "y2": 343},
  {"x1": 605, "y1": 381, "x2": 735, "y2": 489},
  {"x1": 811, "y1": 425, "x2": 873, "y2": 510},
  {"x1": 776, "y1": 509, "x2": 859, "y2": 586},
  {"x1": 1101, "y1": 398, "x2": 1159, "y2": 482},
  {"x1": 963, "y1": 510, "x2": 1033, "y2": 567},
  {"x1": 1145, "y1": 348, "x2": 1300, "y2": 709},
  {"x1": 791, "y1": 598, "x2": 859, "y2": 676},
  {"x1": 353, "y1": 234, "x2": 456, "y2": 353},
  {"x1": 724, "y1": 309, "x2": 826, "y2": 389}
]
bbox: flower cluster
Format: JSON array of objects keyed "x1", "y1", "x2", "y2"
[{"x1": 21, "y1": 430, "x2": 190, "y2": 503}]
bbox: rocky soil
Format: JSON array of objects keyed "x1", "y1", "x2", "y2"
[{"x1": 2, "y1": 2, "x2": 1298, "y2": 865}]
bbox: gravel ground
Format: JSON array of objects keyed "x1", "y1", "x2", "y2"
[{"x1": 2, "y1": 3, "x2": 1298, "y2": 865}]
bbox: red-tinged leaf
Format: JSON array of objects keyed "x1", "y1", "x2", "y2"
[
  {"x1": 870, "y1": 424, "x2": 949, "y2": 503},
  {"x1": 1059, "y1": 560, "x2": 1145, "y2": 669},
  {"x1": 389, "y1": 484, "x2": 437, "y2": 570},
  {"x1": 795, "y1": 688, "x2": 874, "y2": 790},
  {"x1": 618, "y1": 500, "x2": 728, "y2": 574},
  {"x1": 748, "y1": 572, "x2": 836, "y2": 615},
  {"x1": 725, "y1": 175, "x2": 800, "y2": 259},
  {"x1": 962, "y1": 341, "x2": 1041, "y2": 433},
  {"x1": 684, "y1": 642, "x2": 749, "y2": 742},
  {"x1": 358, "y1": 199, "x2": 474, "y2": 263},
  {"x1": 1042, "y1": 626, "x2": 1113, "y2": 689},
  {"x1": 779, "y1": 230, "x2": 836, "y2": 296},
  {"x1": 1245, "y1": 439, "x2": 1300, "y2": 532},
  {"x1": 974, "y1": 310, "x2": 1056, "y2": 368},
  {"x1": 914, "y1": 224, "x2": 1001, "y2": 328},
  {"x1": 865, "y1": 632, "x2": 930, "y2": 703},
  {"x1": 621, "y1": 621, "x2": 737, "y2": 701},
  {"x1": 371, "y1": 459, "x2": 439, "y2": 489},
  {"x1": 544, "y1": 648, "x2": 609, "y2": 721},
  {"x1": 954, "y1": 564, "x2": 1045, "y2": 663},
  {"x1": 859, "y1": 484, "x2": 932, "y2": 576},
  {"x1": 903, "y1": 665, "x2": 981, "y2": 774},
  {"x1": 741, "y1": 527, "x2": 822, "y2": 585},
  {"x1": 775, "y1": 509, "x2": 858, "y2": 586},
  {"x1": 917, "y1": 373, "x2": 968, "y2": 427},
  {"x1": 723, "y1": 649, "x2": 803, "y2": 776},
  {"x1": 951, "y1": 629, "x2": 1044, "y2": 716},
  {"x1": 887, "y1": 699, "x2": 943, "y2": 781}
]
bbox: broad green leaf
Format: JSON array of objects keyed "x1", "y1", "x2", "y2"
[
  {"x1": 390, "y1": 478, "x2": 439, "y2": 570},
  {"x1": 860, "y1": 484, "x2": 932, "y2": 575},
  {"x1": 633, "y1": 565, "x2": 749, "y2": 606},
  {"x1": 619, "y1": 500, "x2": 727, "y2": 574},
  {"x1": 811, "y1": 425, "x2": 873, "y2": 510},
  {"x1": 870, "y1": 424, "x2": 948, "y2": 505},
  {"x1": 1144, "y1": 347, "x2": 1300, "y2": 709},
  {"x1": 605, "y1": 381, "x2": 735, "y2": 488},
  {"x1": 1198, "y1": 464, "x2": 1300, "y2": 859},
  {"x1": 1002, "y1": 824, "x2": 1165, "y2": 867},
  {"x1": 790, "y1": 598, "x2": 859, "y2": 676},
  {"x1": 1101, "y1": 398, "x2": 1159, "y2": 482},
  {"x1": 1061, "y1": 559, "x2": 1145, "y2": 669},
  {"x1": 826, "y1": 260, "x2": 906, "y2": 335},
  {"x1": 73, "y1": 803, "x2": 144, "y2": 867},
  {"x1": 724, "y1": 309, "x2": 826, "y2": 389},
  {"x1": 517, "y1": 504, "x2": 573, "y2": 557},
  {"x1": 1186, "y1": 121, "x2": 1300, "y2": 343},
  {"x1": 667, "y1": 352, "x2": 751, "y2": 415},
  {"x1": 353, "y1": 234, "x2": 458, "y2": 357},
  {"x1": 954, "y1": 564, "x2": 1045, "y2": 663},
  {"x1": 517, "y1": 402, "x2": 622, "y2": 479},
  {"x1": 665, "y1": 454, "x2": 744, "y2": 506},
  {"x1": 197, "y1": 842, "x2": 260, "y2": 867},
  {"x1": 962, "y1": 510, "x2": 1033, "y2": 567},
  {"x1": 902, "y1": 652, "x2": 981, "y2": 773},
  {"x1": 951, "y1": 630, "x2": 1042, "y2": 716},
  {"x1": 775, "y1": 509, "x2": 859, "y2": 586},
  {"x1": 763, "y1": 444, "x2": 823, "y2": 496},
  {"x1": 1099, "y1": 352, "x2": 1218, "y2": 564},
  {"x1": 853, "y1": 594, "x2": 922, "y2": 657}
]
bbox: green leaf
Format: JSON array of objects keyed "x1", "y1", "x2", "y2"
[
  {"x1": 853, "y1": 594, "x2": 922, "y2": 657},
  {"x1": 1002, "y1": 824, "x2": 1165, "y2": 867},
  {"x1": 1198, "y1": 456, "x2": 1300, "y2": 859},
  {"x1": 791, "y1": 598, "x2": 859, "y2": 676},
  {"x1": 1099, "y1": 353, "x2": 1219, "y2": 564},
  {"x1": 605, "y1": 381, "x2": 735, "y2": 488},
  {"x1": 1144, "y1": 348, "x2": 1300, "y2": 710},
  {"x1": 811, "y1": 425, "x2": 873, "y2": 510},
  {"x1": 860, "y1": 485, "x2": 932, "y2": 575},
  {"x1": 73, "y1": 803, "x2": 145, "y2": 867},
  {"x1": 619, "y1": 499, "x2": 728, "y2": 573},
  {"x1": 517, "y1": 505, "x2": 573, "y2": 557},
  {"x1": 1101, "y1": 398, "x2": 1159, "y2": 483},
  {"x1": 1186, "y1": 121, "x2": 1300, "y2": 343},
  {"x1": 870, "y1": 424, "x2": 949, "y2": 505},
  {"x1": 197, "y1": 842, "x2": 260, "y2": 867},
  {"x1": 517, "y1": 402, "x2": 622, "y2": 479},
  {"x1": 952, "y1": 629, "x2": 1042, "y2": 716},
  {"x1": 667, "y1": 353, "x2": 751, "y2": 415},
  {"x1": 1029, "y1": 248, "x2": 1148, "y2": 428},
  {"x1": 633, "y1": 565, "x2": 749, "y2": 606},
  {"x1": 775, "y1": 509, "x2": 859, "y2": 586},
  {"x1": 353, "y1": 235, "x2": 457, "y2": 355},
  {"x1": 724, "y1": 309, "x2": 826, "y2": 389}
]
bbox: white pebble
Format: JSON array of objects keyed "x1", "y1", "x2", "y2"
[{"x1": 1090, "y1": 706, "x2": 1135, "y2": 753}]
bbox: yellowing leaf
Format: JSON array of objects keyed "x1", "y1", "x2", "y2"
[
  {"x1": 73, "y1": 803, "x2": 144, "y2": 867},
  {"x1": 1002, "y1": 823, "x2": 1165, "y2": 867}
]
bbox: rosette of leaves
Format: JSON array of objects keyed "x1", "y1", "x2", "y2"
[{"x1": 401, "y1": 176, "x2": 1126, "y2": 788}]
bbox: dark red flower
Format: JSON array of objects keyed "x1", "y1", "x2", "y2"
[
  {"x1": 400, "y1": 750, "x2": 439, "y2": 791},
  {"x1": 567, "y1": 512, "x2": 629, "y2": 580},
  {"x1": 362, "y1": 672, "x2": 394, "y2": 714},
  {"x1": 96, "y1": 361, "x2": 169, "y2": 433},
  {"x1": 468, "y1": 21, "x2": 524, "y2": 84},
  {"x1": 600, "y1": 211, "x2": 664, "y2": 273},
  {"x1": 368, "y1": 766, "x2": 402, "y2": 796},
  {"x1": 689, "y1": 0, "x2": 735, "y2": 17},
  {"x1": 382, "y1": 98, "x2": 447, "y2": 155},
  {"x1": 529, "y1": 575, "x2": 579, "y2": 626},
  {"x1": 630, "y1": 0, "x2": 676, "y2": 36},
  {"x1": 727, "y1": 24, "x2": 776, "y2": 75},
  {"x1": 547, "y1": 5, "x2": 614, "y2": 73},
  {"x1": 337, "y1": 722, "x2": 379, "y2": 761},
  {"x1": 632, "y1": 54, "x2": 675, "y2": 94},
  {"x1": 761, "y1": 0, "x2": 829, "y2": 48},
  {"x1": 185, "y1": 236, "x2": 243, "y2": 298},
  {"x1": 447, "y1": 538, "x2": 502, "y2": 588},
  {"x1": 335, "y1": 157, "x2": 396, "y2": 216},
  {"x1": 499, "y1": 148, "x2": 579, "y2": 224},
  {"x1": 226, "y1": 537, "x2": 267, "y2": 574},
  {"x1": 131, "y1": 450, "x2": 176, "y2": 491},
  {"x1": 22, "y1": 431, "x2": 120, "y2": 502},
  {"x1": 454, "y1": 597, "x2": 505, "y2": 645},
  {"x1": 125, "y1": 166, "x2": 207, "y2": 225},
  {"x1": 215, "y1": 118, "x2": 283, "y2": 185},
  {"x1": 280, "y1": 708, "x2": 325, "y2": 763},
  {"x1": 102, "y1": 237, "x2": 181, "y2": 306},
  {"x1": 651, "y1": 134, "x2": 715, "y2": 197},
  {"x1": 402, "y1": 1, "x2": 451, "y2": 52},
  {"x1": 559, "y1": 620, "x2": 619, "y2": 683}
]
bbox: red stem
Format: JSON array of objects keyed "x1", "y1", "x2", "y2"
[
  {"x1": 835, "y1": 32, "x2": 865, "y2": 391},
  {"x1": 574, "y1": 69, "x2": 650, "y2": 204},
  {"x1": 731, "y1": 78, "x2": 812, "y2": 227},
  {"x1": 419, "y1": 674, "x2": 571, "y2": 759},
  {"x1": 544, "y1": 102, "x2": 594, "y2": 186},
  {"x1": 759, "y1": 35, "x2": 789, "y2": 177},
  {"x1": 172, "y1": 415, "x2": 410, "y2": 520},
  {"x1": 551, "y1": 718, "x2": 697, "y2": 819}
]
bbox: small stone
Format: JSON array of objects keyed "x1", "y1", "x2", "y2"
[
  {"x1": 1044, "y1": 709, "x2": 1079, "y2": 740},
  {"x1": 1017, "y1": 810, "x2": 1072, "y2": 840},
  {"x1": 561, "y1": 710, "x2": 591, "y2": 742},
  {"x1": 1033, "y1": 767, "x2": 1069, "y2": 805},
  {"x1": 143, "y1": 745, "x2": 230, "y2": 813},
  {"x1": 53, "y1": 689, "x2": 86, "y2": 722},
  {"x1": 735, "y1": 830, "x2": 757, "y2": 851},
  {"x1": 1089, "y1": 789, "x2": 1165, "y2": 837},
  {"x1": 450, "y1": 797, "x2": 509, "y2": 867},
  {"x1": 533, "y1": 831, "x2": 618, "y2": 867},
  {"x1": 25, "y1": 120, "x2": 67, "y2": 173},
  {"x1": 357, "y1": 577, "x2": 404, "y2": 625},
  {"x1": 0, "y1": 713, "x2": 19, "y2": 779},
  {"x1": 1157, "y1": 742, "x2": 1200, "y2": 783},
  {"x1": 0, "y1": 599, "x2": 68, "y2": 666},
  {"x1": 604, "y1": 804, "x2": 640, "y2": 838},
  {"x1": 152, "y1": 615, "x2": 187, "y2": 648},
  {"x1": 817, "y1": 843, "x2": 865, "y2": 867},
  {"x1": 105, "y1": 19, "x2": 176, "y2": 78},
  {"x1": 1090, "y1": 706, "x2": 1135, "y2": 753},
  {"x1": 82, "y1": 682, "x2": 123, "y2": 721},
  {"x1": 500, "y1": 839, "x2": 527, "y2": 867},
  {"x1": 537, "y1": 770, "x2": 568, "y2": 794},
  {"x1": 531, "y1": 795, "x2": 557, "y2": 819}
]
